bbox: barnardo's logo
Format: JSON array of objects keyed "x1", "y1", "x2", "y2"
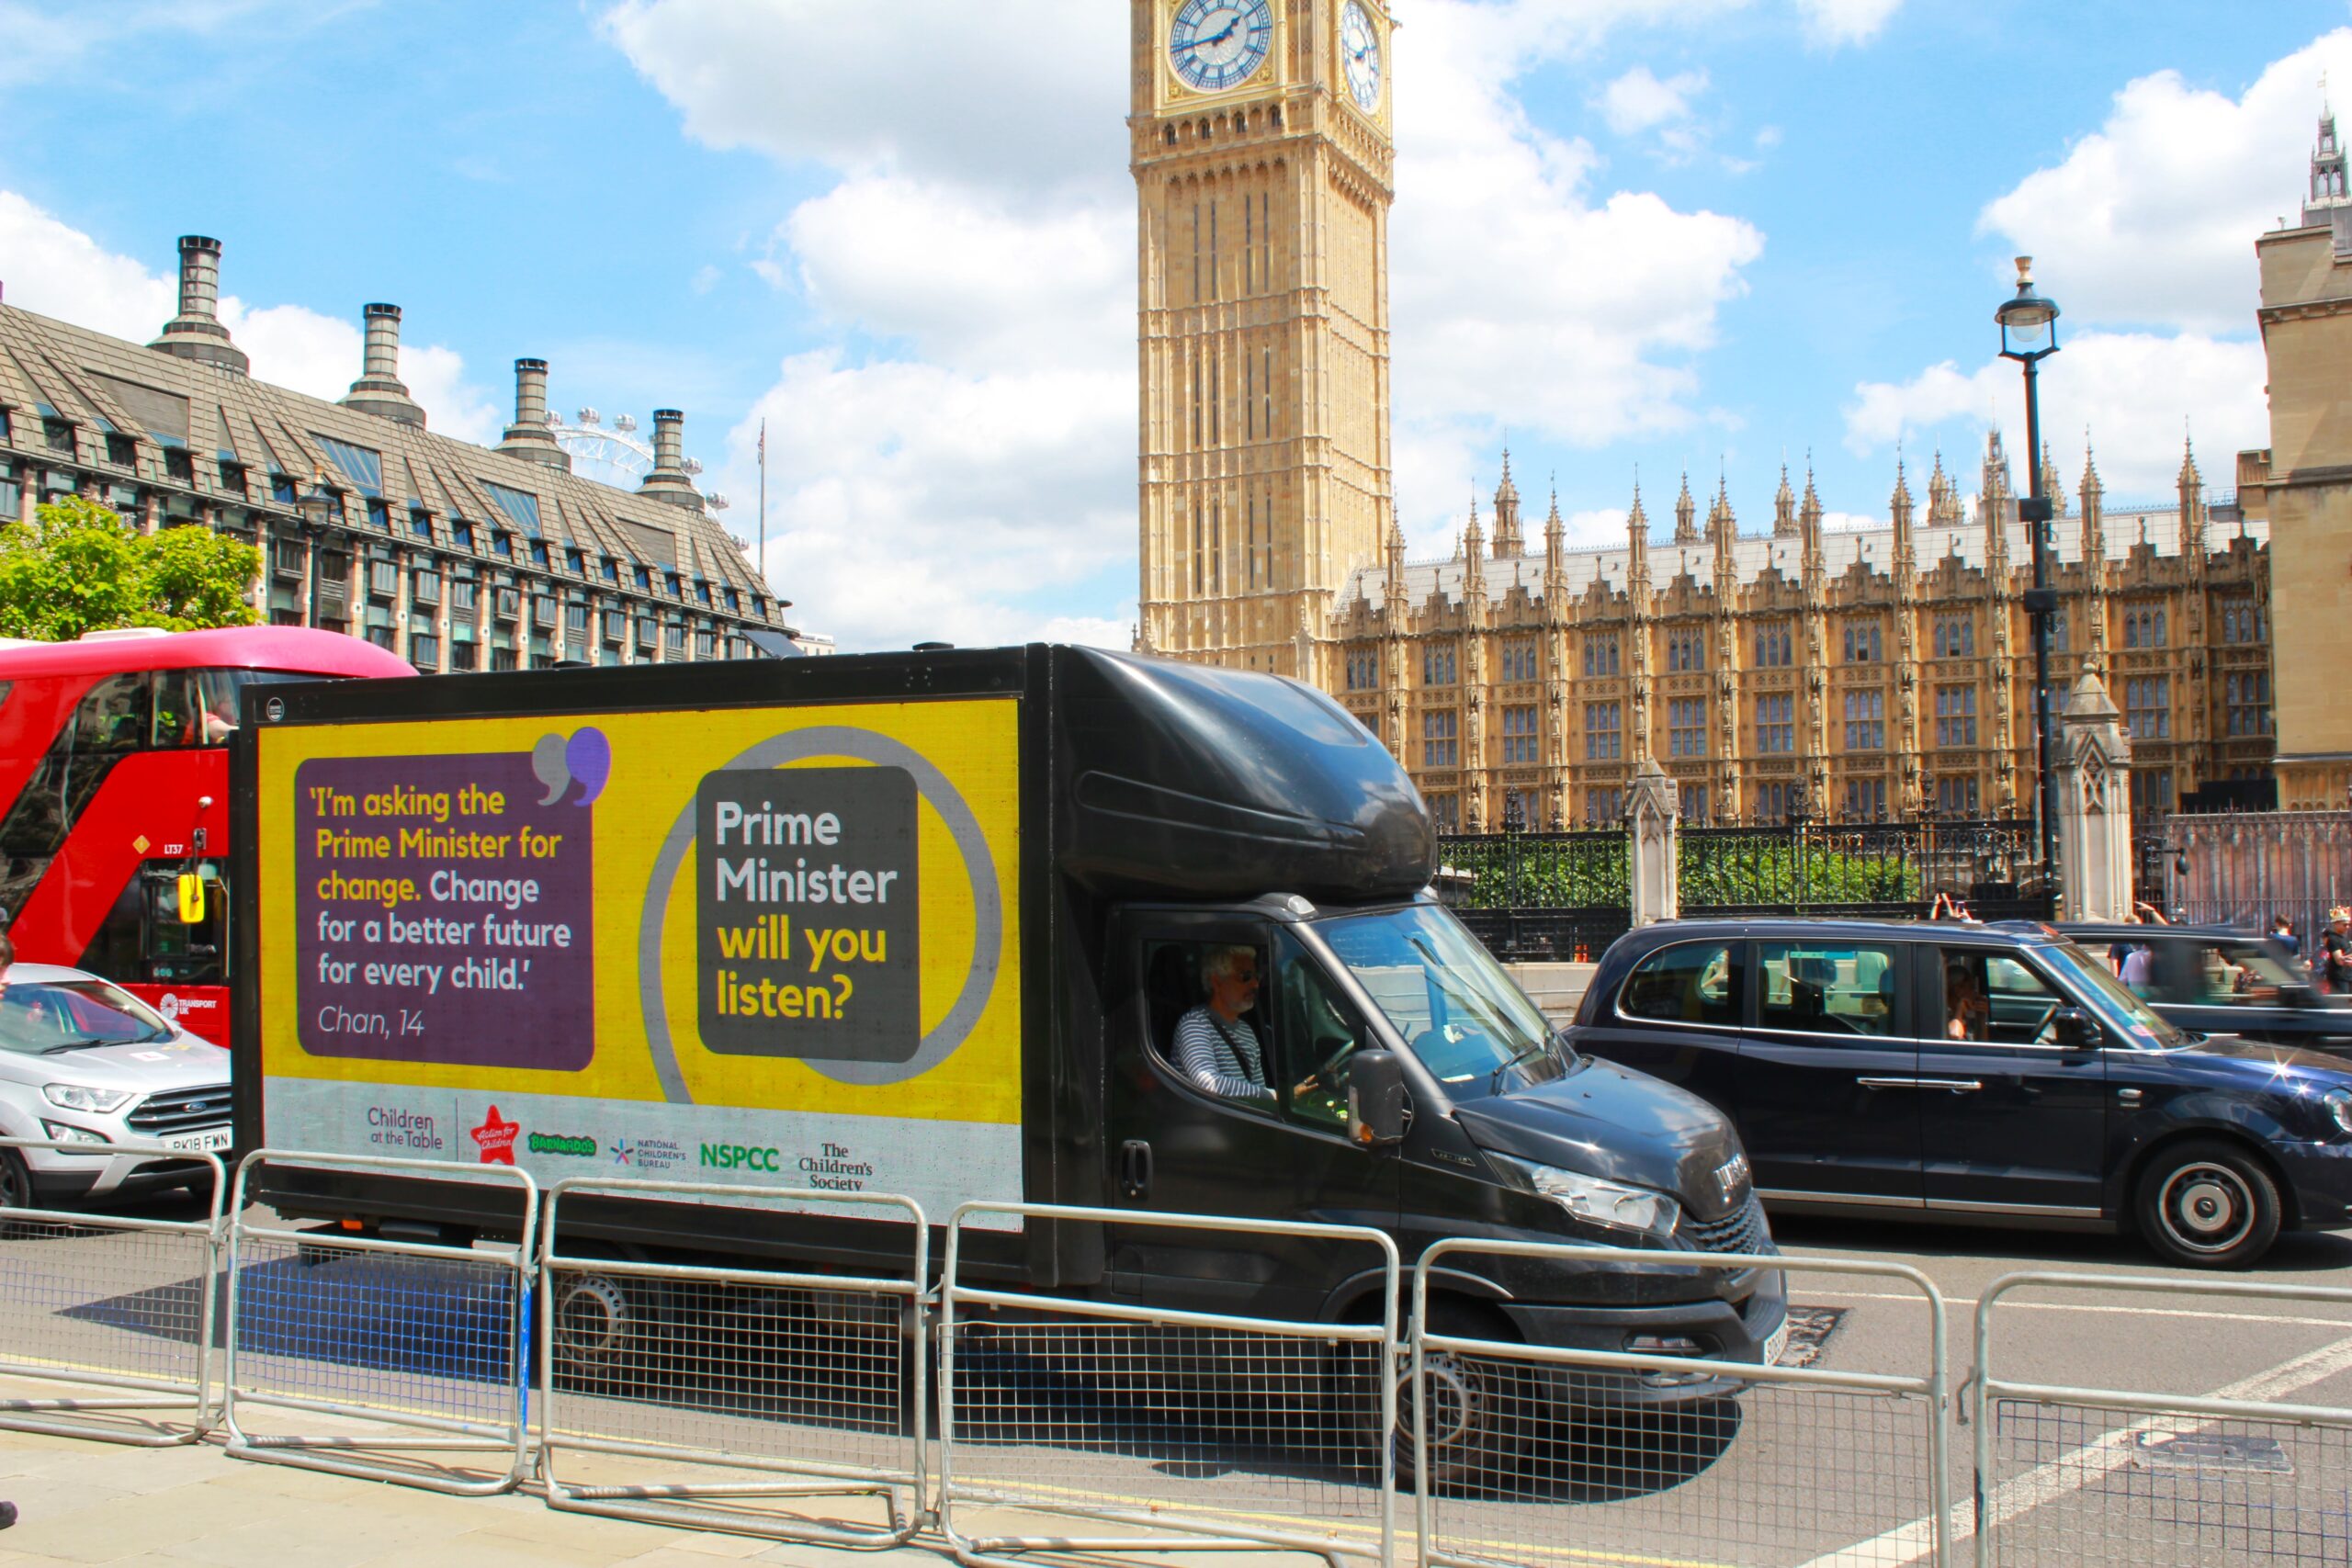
[
  {"x1": 527, "y1": 1132, "x2": 597, "y2": 1158},
  {"x1": 471, "y1": 1106, "x2": 520, "y2": 1165}
]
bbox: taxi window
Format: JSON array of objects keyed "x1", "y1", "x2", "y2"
[
  {"x1": 1620, "y1": 942, "x2": 1742, "y2": 1027},
  {"x1": 2190, "y1": 941, "x2": 2303, "y2": 1005},
  {"x1": 1758, "y1": 942, "x2": 1899, "y2": 1038}
]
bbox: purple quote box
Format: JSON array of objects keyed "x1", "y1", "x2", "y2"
[{"x1": 294, "y1": 750, "x2": 595, "y2": 1068}]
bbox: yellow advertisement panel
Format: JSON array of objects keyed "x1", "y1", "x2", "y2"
[{"x1": 255, "y1": 699, "x2": 1022, "y2": 1212}]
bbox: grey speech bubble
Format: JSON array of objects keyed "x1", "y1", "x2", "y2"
[{"x1": 636, "y1": 727, "x2": 1004, "y2": 1101}]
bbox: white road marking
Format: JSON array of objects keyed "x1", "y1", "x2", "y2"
[{"x1": 1794, "y1": 1330, "x2": 2352, "y2": 1568}]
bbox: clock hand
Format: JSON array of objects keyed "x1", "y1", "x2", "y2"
[{"x1": 1201, "y1": 13, "x2": 1241, "y2": 48}]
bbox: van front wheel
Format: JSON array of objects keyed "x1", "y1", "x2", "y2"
[{"x1": 1355, "y1": 1301, "x2": 1526, "y2": 1491}]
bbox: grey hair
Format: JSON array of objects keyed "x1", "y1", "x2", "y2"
[{"x1": 1202, "y1": 944, "x2": 1257, "y2": 985}]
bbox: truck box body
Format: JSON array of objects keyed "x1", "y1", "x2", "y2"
[{"x1": 233, "y1": 645, "x2": 1781, "y2": 1378}]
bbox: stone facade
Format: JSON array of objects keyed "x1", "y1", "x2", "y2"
[
  {"x1": 2245, "y1": 110, "x2": 2352, "y2": 808},
  {"x1": 1131, "y1": 0, "x2": 2289, "y2": 830},
  {"x1": 1132, "y1": 0, "x2": 1396, "y2": 679},
  {"x1": 1324, "y1": 446, "x2": 2272, "y2": 831},
  {"x1": 0, "y1": 235, "x2": 790, "y2": 671}
]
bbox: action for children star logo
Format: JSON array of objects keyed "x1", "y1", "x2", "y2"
[{"x1": 471, "y1": 1106, "x2": 520, "y2": 1165}]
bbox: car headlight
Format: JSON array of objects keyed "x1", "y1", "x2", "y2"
[
  {"x1": 2324, "y1": 1087, "x2": 2352, "y2": 1139},
  {"x1": 42, "y1": 1084, "x2": 131, "y2": 1114},
  {"x1": 1487, "y1": 1152, "x2": 1681, "y2": 1241}
]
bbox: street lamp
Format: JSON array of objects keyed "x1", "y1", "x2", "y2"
[
  {"x1": 1996, "y1": 256, "x2": 2062, "y2": 890},
  {"x1": 296, "y1": 468, "x2": 335, "y2": 536}
]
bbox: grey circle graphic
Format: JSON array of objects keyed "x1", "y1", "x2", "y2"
[{"x1": 636, "y1": 727, "x2": 1005, "y2": 1101}]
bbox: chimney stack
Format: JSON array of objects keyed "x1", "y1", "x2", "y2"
[
  {"x1": 149, "y1": 235, "x2": 249, "y2": 375},
  {"x1": 638, "y1": 407, "x2": 703, "y2": 512},
  {"x1": 339, "y1": 303, "x2": 425, "y2": 427},
  {"x1": 495, "y1": 357, "x2": 570, "y2": 470}
]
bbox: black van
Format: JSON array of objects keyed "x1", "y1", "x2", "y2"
[
  {"x1": 232, "y1": 646, "x2": 1785, "y2": 1447},
  {"x1": 1568, "y1": 917, "x2": 2352, "y2": 1267}
]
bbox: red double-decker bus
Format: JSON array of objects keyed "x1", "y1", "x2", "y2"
[{"x1": 0, "y1": 626, "x2": 413, "y2": 1043}]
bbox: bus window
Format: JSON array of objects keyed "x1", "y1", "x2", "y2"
[
  {"x1": 153, "y1": 669, "x2": 311, "y2": 748},
  {"x1": 73, "y1": 673, "x2": 152, "y2": 755}
]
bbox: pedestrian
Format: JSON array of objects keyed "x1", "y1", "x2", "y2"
[
  {"x1": 2324, "y1": 908, "x2": 2352, "y2": 995},
  {"x1": 2273, "y1": 913, "x2": 2301, "y2": 958},
  {"x1": 0, "y1": 1499, "x2": 14, "y2": 1529}
]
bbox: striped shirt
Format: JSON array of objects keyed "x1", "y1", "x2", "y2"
[{"x1": 1174, "y1": 1007, "x2": 1272, "y2": 1100}]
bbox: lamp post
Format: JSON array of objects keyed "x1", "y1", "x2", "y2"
[
  {"x1": 1996, "y1": 256, "x2": 2062, "y2": 888},
  {"x1": 296, "y1": 468, "x2": 335, "y2": 630}
]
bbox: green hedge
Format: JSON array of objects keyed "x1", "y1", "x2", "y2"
[{"x1": 1679, "y1": 836, "x2": 1923, "y2": 907}]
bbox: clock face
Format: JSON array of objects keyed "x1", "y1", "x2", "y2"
[
  {"x1": 1340, "y1": 1, "x2": 1382, "y2": 112},
  {"x1": 1168, "y1": 0, "x2": 1274, "y2": 95}
]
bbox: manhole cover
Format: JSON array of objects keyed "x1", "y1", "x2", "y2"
[{"x1": 2131, "y1": 1431, "x2": 2293, "y2": 1474}]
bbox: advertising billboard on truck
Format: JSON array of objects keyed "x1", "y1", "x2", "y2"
[{"x1": 253, "y1": 696, "x2": 1023, "y2": 1222}]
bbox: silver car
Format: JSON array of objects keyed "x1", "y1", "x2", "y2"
[{"x1": 0, "y1": 963, "x2": 232, "y2": 1209}]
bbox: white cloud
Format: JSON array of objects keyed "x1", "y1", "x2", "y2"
[
  {"x1": 1792, "y1": 0, "x2": 1902, "y2": 49},
  {"x1": 0, "y1": 0, "x2": 297, "y2": 87},
  {"x1": 781, "y1": 176, "x2": 1127, "y2": 374},
  {"x1": 1599, "y1": 65, "x2": 1708, "y2": 136},
  {"x1": 717, "y1": 351, "x2": 1133, "y2": 653},
  {"x1": 1843, "y1": 330, "x2": 2266, "y2": 499},
  {"x1": 0, "y1": 190, "x2": 502, "y2": 444},
  {"x1": 1980, "y1": 29, "x2": 2352, "y2": 334},
  {"x1": 606, "y1": 0, "x2": 1771, "y2": 642},
  {"x1": 1390, "y1": 2, "x2": 1763, "y2": 537},
  {"x1": 596, "y1": 0, "x2": 1126, "y2": 195}
]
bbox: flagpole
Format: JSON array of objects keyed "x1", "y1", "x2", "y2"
[{"x1": 757, "y1": 418, "x2": 768, "y2": 591}]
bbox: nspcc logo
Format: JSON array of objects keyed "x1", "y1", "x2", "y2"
[{"x1": 700, "y1": 1143, "x2": 782, "y2": 1172}]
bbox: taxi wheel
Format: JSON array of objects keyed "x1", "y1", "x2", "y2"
[{"x1": 2135, "y1": 1140, "x2": 2281, "y2": 1269}]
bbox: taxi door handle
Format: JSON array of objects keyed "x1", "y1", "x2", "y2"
[
  {"x1": 1914, "y1": 1078, "x2": 1984, "y2": 1093},
  {"x1": 2118, "y1": 1088, "x2": 2143, "y2": 1104},
  {"x1": 1855, "y1": 1077, "x2": 1918, "y2": 1090}
]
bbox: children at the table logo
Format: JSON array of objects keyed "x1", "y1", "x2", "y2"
[{"x1": 471, "y1": 1106, "x2": 520, "y2": 1165}]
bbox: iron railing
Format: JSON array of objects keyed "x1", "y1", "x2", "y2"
[
  {"x1": 1681, "y1": 816, "x2": 2048, "y2": 920},
  {"x1": 1437, "y1": 829, "x2": 1630, "y2": 960}
]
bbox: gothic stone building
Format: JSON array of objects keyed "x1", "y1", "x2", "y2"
[
  {"x1": 1326, "y1": 441, "x2": 2273, "y2": 832},
  {"x1": 0, "y1": 234, "x2": 790, "y2": 671},
  {"x1": 1128, "y1": 1, "x2": 2280, "y2": 829}
]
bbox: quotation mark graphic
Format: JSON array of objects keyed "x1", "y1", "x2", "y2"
[{"x1": 532, "y1": 728, "x2": 612, "y2": 807}]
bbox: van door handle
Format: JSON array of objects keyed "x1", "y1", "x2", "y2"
[{"x1": 1120, "y1": 1139, "x2": 1153, "y2": 1200}]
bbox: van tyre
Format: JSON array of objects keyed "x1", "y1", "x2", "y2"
[
  {"x1": 1352, "y1": 1301, "x2": 1526, "y2": 1492},
  {"x1": 0, "y1": 1148, "x2": 27, "y2": 1213},
  {"x1": 2136, "y1": 1139, "x2": 2280, "y2": 1269}
]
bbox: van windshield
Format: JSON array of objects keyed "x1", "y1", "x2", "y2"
[
  {"x1": 1317, "y1": 904, "x2": 1563, "y2": 1096},
  {"x1": 2038, "y1": 940, "x2": 2186, "y2": 1049}
]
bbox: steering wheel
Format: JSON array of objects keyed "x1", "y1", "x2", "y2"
[{"x1": 2024, "y1": 1000, "x2": 2060, "y2": 1044}]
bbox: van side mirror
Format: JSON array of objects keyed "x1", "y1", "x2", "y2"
[
  {"x1": 2050, "y1": 1005, "x2": 2096, "y2": 1049},
  {"x1": 1347, "y1": 1048, "x2": 1409, "y2": 1147}
]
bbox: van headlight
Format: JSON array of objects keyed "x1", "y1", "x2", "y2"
[
  {"x1": 1487, "y1": 1153, "x2": 1681, "y2": 1241},
  {"x1": 43, "y1": 1084, "x2": 130, "y2": 1114},
  {"x1": 2324, "y1": 1087, "x2": 2352, "y2": 1139}
]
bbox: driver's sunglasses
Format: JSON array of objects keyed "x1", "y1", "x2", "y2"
[{"x1": 1229, "y1": 969, "x2": 1259, "y2": 986}]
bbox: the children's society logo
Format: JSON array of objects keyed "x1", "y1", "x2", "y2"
[{"x1": 470, "y1": 1105, "x2": 520, "y2": 1165}]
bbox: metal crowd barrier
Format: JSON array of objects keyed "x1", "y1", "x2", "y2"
[
  {"x1": 537, "y1": 1177, "x2": 929, "y2": 1546},
  {"x1": 220, "y1": 1149, "x2": 538, "y2": 1495},
  {"x1": 0, "y1": 1136, "x2": 226, "y2": 1446},
  {"x1": 1415, "y1": 1240, "x2": 1952, "y2": 1568},
  {"x1": 1970, "y1": 1270, "x2": 2352, "y2": 1567},
  {"x1": 937, "y1": 1201, "x2": 1402, "y2": 1568}
]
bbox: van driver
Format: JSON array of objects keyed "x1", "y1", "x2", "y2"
[{"x1": 1175, "y1": 945, "x2": 1318, "y2": 1103}]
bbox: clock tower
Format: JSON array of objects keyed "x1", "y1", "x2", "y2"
[{"x1": 1131, "y1": 0, "x2": 1396, "y2": 680}]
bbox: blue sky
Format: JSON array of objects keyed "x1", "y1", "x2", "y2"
[{"x1": 0, "y1": 0, "x2": 2345, "y2": 649}]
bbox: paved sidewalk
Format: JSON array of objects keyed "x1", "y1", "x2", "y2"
[{"x1": 0, "y1": 1427, "x2": 955, "y2": 1568}]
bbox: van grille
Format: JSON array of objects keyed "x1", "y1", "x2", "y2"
[
  {"x1": 125, "y1": 1086, "x2": 232, "y2": 1135},
  {"x1": 1680, "y1": 1194, "x2": 1766, "y2": 1257}
]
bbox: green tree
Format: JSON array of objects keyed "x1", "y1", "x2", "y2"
[{"x1": 0, "y1": 496, "x2": 260, "y2": 640}]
